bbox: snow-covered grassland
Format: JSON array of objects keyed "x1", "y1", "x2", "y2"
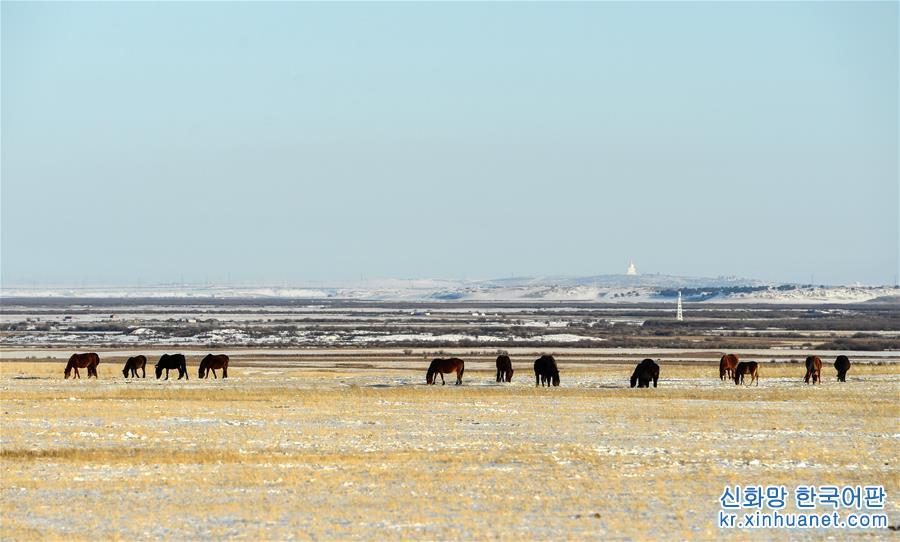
[{"x1": 1, "y1": 357, "x2": 898, "y2": 540}]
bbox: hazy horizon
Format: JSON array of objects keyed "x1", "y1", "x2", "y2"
[{"x1": 3, "y1": 2, "x2": 898, "y2": 287}]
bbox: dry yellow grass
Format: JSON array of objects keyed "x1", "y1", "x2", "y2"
[{"x1": 1, "y1": 359, "x2": 898, "y2": 540}]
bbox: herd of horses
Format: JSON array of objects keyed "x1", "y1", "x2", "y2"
[
  {"x1": 64, "y1": 352, "x2": 229, "y2": 380},
  {"x1": 718, "y1": 354, "x2": 851, "y2": 386},
  {"x1": 64, "y1": 351, "x2": 852, "y2": 387}
]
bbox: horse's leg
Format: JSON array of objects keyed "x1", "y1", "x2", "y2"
[
  {"x1": 440, "y1": 373, "x2": 445, "y2": 386},
  {"x1": 536, "y1": 374, "x2": 539, "y2": 387},
  {"x1": 141, "y1": 366, "x2": 145, "y2": 378},
  {"x1": 165, "y1": 368, "x2": 170, "y2": 380},
  {"x1": 222, "y1": 366, "x2": 227, "y2": 378},
  {"x1": 212, "y1": 369, "x2": 217, "y2": 379}
]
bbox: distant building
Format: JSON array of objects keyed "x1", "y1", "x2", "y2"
[
  {"x1": 626, "y1": 261, "x2": 638, "y2": 276},
  {"x1": 676, "y1": 291, "x2": 684, "y2": 321}
]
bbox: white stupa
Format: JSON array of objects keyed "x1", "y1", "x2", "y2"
[{"x1": 626, "y1": 261, "x2": 637, "y2": 276}]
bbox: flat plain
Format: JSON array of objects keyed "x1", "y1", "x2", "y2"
[{"x1": 1, "y1": 351, "x2": 898, "y2": 541}]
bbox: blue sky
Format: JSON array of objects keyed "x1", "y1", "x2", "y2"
[{"x1": 2, "y1": 2, "x2": 897, "y2": 286}]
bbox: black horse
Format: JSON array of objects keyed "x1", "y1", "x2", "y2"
[
  {"x1": 834, "y1": 355, "x2": 851, "y2": 382},
  {"x1": 734, "y1": 361, "x2": 759, "y2": 386},
  {"x1": 496, "y1": 355, "x2": 514, "y2": 383},
  {"x1": 630, "y1": 358, "x2": 660, "y2": 388},
  {"x1": 534, "y1": 355, "x2": 559, "y2": 387},
  {"x1": 155, "y1": 354, "x2": 188, "y2": 380}
]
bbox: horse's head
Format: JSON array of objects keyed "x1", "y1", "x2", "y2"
[
  {"x1": 64, "y1": 365, "x2": 72, "y2": 379},
  {"x1": 122, "y1": 366, "x2": 129, "y2": 378},
  {"x1": 630, "y1": 372, "x2": 638, "y2": 388},
  {"x1": 426, "y1": 369, "x2": 434, "y2": 385},
  {"x1": 198, "y1": 364, "x2": 205, "y2": 378},
  {"x1": 155, "y1": 364, "x2": 163, "y2": 379},
  {"x1": 551, "y1": 372, "x2": 560, "y2": 387}
]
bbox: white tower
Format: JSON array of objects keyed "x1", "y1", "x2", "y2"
[
  {"x1": 676, "y1": 291, "x2": 684, "y2": 321},
  {"x1": 626, "y1": 261, "x2": 637, "y2": 276}
]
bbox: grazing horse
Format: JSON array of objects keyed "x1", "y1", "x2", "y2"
[
  {"x1": 719, "y1": 354, "x2": 739, "y2": 381},
  {"x1": 155, "y1": 354, "x2": 188, "y2": 380},
  {"x1": 122, "y1": 355, "x2": 147, "y2": 378},
  {"x1": 534, "y1": 355, "x2": 560, "y2": 387},
  {"x1": 495, "y1": 355, "x2": 514, "y2": 383},
  {"x1": 426, "y1": 358, "x2": 465, "y2": 385},
  {"x1": 804, "y1": 356, "x2": 823, "y2": 385},
  {"x1": 199, "y1": 354, "x2": 229, "y2": 379},
  {"x1": 630, "y1": 358, "x2": 660, "y2": 388},
  {"x1": 65, "y1": 353, "x2": 100, "y2": 379},
  {"x1": 834, "y1": 355, "x2": 851, "y2": 382},
  {"x1": 733, "y1": 361, "x2": 759, "y2": 386}
]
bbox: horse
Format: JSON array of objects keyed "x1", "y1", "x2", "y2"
[
  {"x1": 719, "y1": 354, "x2": 739, "y2": 381},
  {"x1": 534, "y1": 355, "x2": 559, "y2": 387},
  {"x1": 122, "y1": 355, "x2": 147, "y2": 378},
  {"x1": 804, "y1": 356, "x2": 822, "y2": 384},
  {"x1": 733, "y1": 361, "x2": 759, "y2": 386},
  {"x1": 426, "y1": 358, "x2": 464, "y2": 385},
  {"x1": 630, "y1": 358, "x2": 660, "y2": 388},
  {"x1": 834, "y1": 355, "x2": 851, "y2": 382},
  {"x1": 199, "y1": 354, "x2": 229, "y2": 379},
  {"x1": 155, "y1": 354, "x2": 188, "y2": 380},
  {"x1": 65, "y1": 353, "x2": 100, "y2": 379},
  {"x1": 495, "y1": 355, "x2": 514, "y2": 383}
]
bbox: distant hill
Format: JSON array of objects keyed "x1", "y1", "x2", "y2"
[{"x1": 2, "y1": 275, "x2": 897, "y2": 304}]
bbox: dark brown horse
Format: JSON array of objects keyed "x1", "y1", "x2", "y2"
[
  {"x1": 199, "y1": 354, "x2": 229, "y2": 379},
  {"x1": 534, "y1": 355, "x2": 559, "y2": 387},
  {"x1": 65, "y1": 353, "x2": 100, "y2": 379},
  {"x1": 719, "y1": 354, "x2": 739, "y2": 381},
  {"x1": 122, "y1": 355, "x2": 147, "y2": 378},
  {"x1": 734, "y1": 361, "x2": 759, "y2": 386},
  {"x1": 834, "y1": 355, "x2": 851, "y2": 382},
  {"x1": 804, "y1": 356, "x2": 822, "y2": 384},
  {"x1": 631, "y1": 358, "x2": 660, "y2": 388},
  {"x1": 155, "y1": 354, "x2": 188, "y2": 380},
  {"x1": 495, "y1": 355, "x2": 513, "y2": 383},
  {"x1": 426, "y1": 358, "x2": 464, "y2": 385}
]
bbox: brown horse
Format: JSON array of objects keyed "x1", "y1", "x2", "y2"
[
  {"x1": 834, "y1": 355, "x2": 851, "y2": 382},
  {"x1": 719, "y1": 354, "x2": 739, "y2": 381},
  {"x1": 199, "y1": 354, "x2": 229, "y2": 379},
  {"x1": 733, "y1": 361, "x2": 759, "y2": 386},
  {"x1": 65, "y1": 353, "x2": 100, "y2": 379},
  {"x1": 534, "y1": 355, "x2": 560, "y2": 387},
  {"x1": 122, "y1": 355, "x2": 147, "y2": 378},
  {"x1": 804, "y1": 356, "x2": 822, "y2": 384},
  {"x1": 426, "y1": 358, "x2": 464, "y2": 385},
  {"x1": 495, "y1": 355, "x2": 513, "y2": 383}
]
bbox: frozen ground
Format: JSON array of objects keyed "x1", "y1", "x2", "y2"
[{"x1": 1, "y1": 359, "x2": 897, "y2": 540}]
